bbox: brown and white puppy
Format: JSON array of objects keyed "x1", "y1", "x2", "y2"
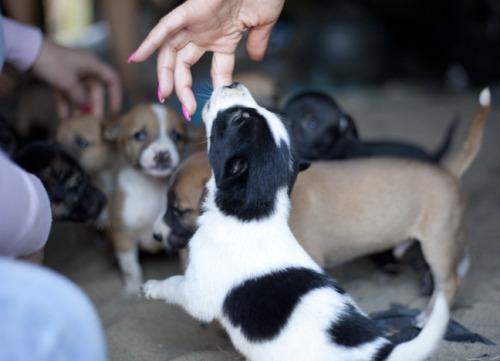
[
  {"x1": 107, "y1": 103, "x2": 187, "y2": 295},
  {"x1": 154, "y1": 88, "x2": 490, "y2": 322},
  {"x1": 56, "y1": 114, "x2": 116, "y2": 229}
]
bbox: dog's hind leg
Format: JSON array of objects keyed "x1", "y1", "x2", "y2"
[{"x1": 416, "y1": 226, "x2": 467, "y2": 326}]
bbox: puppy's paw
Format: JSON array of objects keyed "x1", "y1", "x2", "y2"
[
  {"x1": 121, "y1": 282, "x2": 142, "y2": 298},
  {"x1": 141, "y1": 280, "x2": 165, "y2": 300},
  {"x1": 416, "y1": 310, "x2": 429, "y2": 328}
]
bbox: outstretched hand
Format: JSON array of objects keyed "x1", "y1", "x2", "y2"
[
  {"x1": 31, "y1": 39, "x2": 122, "y2": 119},
  {"x1": 129, "y1": 0, "x2": 284, "y2": 119}
]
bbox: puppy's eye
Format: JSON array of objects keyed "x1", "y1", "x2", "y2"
[
  {"x1": 307, "y1": 120, "x2": 317, "y2": 130},
  {"x1": 172, "y1": 132, "x2": 182, "y2": 141},
  {"x1": 173, "y1": 207, "x2": 192, "y2": 217},
  {"x1": 133, "y1": 130, "x2": 147, "y2": 141},
  {"x1": 75, "y1": 136, "x2": 88, "y2": 148}
]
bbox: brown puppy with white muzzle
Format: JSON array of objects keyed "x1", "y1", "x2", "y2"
[
  {"x1": 154, "y1": 88, "x2": 490, "y2": 323},
  {"x1": 106, "y1": 103, "x2": 187, "y2": 295}
]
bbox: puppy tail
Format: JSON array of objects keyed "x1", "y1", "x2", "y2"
[
  {"x1": 430, "y1": 114, "x2": 459, "y2": 162},
  {"x1": 385, "y1": 292, "x2": 449, "y2": 361},
  {"x1": 444, "y1": 87, "x2": 490, "y2": 178}
]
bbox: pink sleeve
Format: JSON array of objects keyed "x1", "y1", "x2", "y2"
[
  {"x1": 0, "y1": 151, "x2": 52, "y2": 258},
  {"x1": 1, "y1": 16, "x2": 43, "y2": 71}
]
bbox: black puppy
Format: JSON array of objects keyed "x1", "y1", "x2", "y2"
[
  {"x1": 13, "y1": 142, "x2": 107, "y2": 222},
  {"x1": 283, "y1": 91, "x2": 457, "y2": 162},
  {"x1": 283, "y1": 90, "x2": 456, "y2": 294}
]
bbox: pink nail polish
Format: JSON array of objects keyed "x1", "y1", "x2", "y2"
[
  {"x1": 157, "y1": 86, "x2": 165, "y2": 103},
  {"x1": 127, "y1": 51, "x2": 136, "y2": 63},
  {"x1": 82, "y1": 103, "x2": 92, "y2": 114},
  {"x1": 182, "y1": 105, "x2": 191, "y2": 122}
]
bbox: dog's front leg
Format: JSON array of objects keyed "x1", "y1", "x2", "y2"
[
  {"x1": 142, "y1": 275, "x2": 185, "y2": 304},
  {"x1": 142, "y1": 276, "x2": 216, "y2": 323}
]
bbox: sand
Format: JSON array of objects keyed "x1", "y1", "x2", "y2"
[{"x1": 44, "y1": 83, "x2": 500, "y2": 361}]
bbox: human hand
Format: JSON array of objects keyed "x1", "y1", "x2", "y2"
[
  {"x1": 129, "y1": 0, "x2": 285, "y2": 119},
  {"x1": 31, "y1": 39, "x2": 122, "y2": 119}
]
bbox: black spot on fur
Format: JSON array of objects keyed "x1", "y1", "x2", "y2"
[
  {"x1": 372, "y1": 342, "x2": 395, "y2": 361},
  {"x1": 223, "y1": 267, "x2": 345, "y2": 342},
  {"x1": 328, "y1": 304, "x2": 385, "y2": 347},
  {"x1": 209, "y1": 106, "x2": 297, "y2": 221}
]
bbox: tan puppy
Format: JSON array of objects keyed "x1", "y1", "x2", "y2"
[
  {"x1": 154, "y1": 88, "x2": 490, "y2": 322},
  {"x1": 106, "y1": 103, "x2": 188, "y2": 295},
  {"x1": 56, "y1": 113, "x2": 116, "y2": 229}
]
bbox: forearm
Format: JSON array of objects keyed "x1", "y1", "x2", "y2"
[
  {"x1": 0, "y1": 151, "x2": 52, "y2": 259},
  {"x1": 1, "y1": 16, "x2": 42, "y2": 71}
]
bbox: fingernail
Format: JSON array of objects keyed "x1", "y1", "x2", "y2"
[
  {"x1": 157, "y1": 86, "x2": 165, "y2": 103},
  {"x1": 127, "y1": 51, "x2": 136, "y2": 63},
  {"x1": 82, "y1": 102, "x2": 92, "y2": 114},
  {"x1": 182, "y1": 105, "x2": 191, "y2": 122}
]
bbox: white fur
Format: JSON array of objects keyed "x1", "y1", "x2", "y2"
[
  {"x1": 116, "y1": 248, "x2": 142, "y2": 295},
  {"x1": 119, "y1": 167, "x2": 167, "y2": 232},
  {"x1": 202, "y1": 85, "x2": 290, "y2": 150},
  {"x1": 479, "y1": 87, "x2": 490, "y2": 107},
  {"x1": 143, "y1": 84, "x2": 449, "y2": 361},
  {"x1": 140, "y1": 104, "x2": 180, "y2": 177}
]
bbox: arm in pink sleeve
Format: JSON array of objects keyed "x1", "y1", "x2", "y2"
[
  {"x1": 1, "y1": 16, "x2": 43, "y2": 71},
  {"x1": 0, "y1": 151, "x2": 52, "y2": 258}
]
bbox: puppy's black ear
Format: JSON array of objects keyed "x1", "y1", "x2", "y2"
[
  {"x1": 340, "y1": 115, "x2": 359, "y2": 139},
  {"x1": 218, "y1": 156, "x2": 248, "y2": 190},
  {"x1": 298, "y1": 160, "x2": 311, "y2": 172}
]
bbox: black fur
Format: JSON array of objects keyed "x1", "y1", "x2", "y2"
[
  {"x1": 209, "y1": 106, "x2": 297, "y2": 221},
  {"x1": 283, "y1": 90, "x2": 457, "y2": 163},
  {"x1": 158, "y1": 188, "x2": 196, "y2": 249},
  {"x1": 223, "y1": 267, "x2": 346, "y2": 342},
  {"x1": 13, "y1": 142, "x2": 106, "y2": 221},
  {"x1": 328, "y1": 304, "x2": 386, "y2": 347}
]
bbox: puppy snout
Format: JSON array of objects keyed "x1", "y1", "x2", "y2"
[
  {"x1": 154, "y1": 151, "x2": 170, "y2": 167},
  {"x1": 225, "y1": 82, "x2": 240, "y2": 89}
]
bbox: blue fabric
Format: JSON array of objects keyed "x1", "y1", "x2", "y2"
[{"x1": 0, "y1": 258, "x2": 107, "y2": 361}]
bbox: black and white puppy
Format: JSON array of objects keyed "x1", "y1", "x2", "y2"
[
  {"x1": 142, "y1": 84, "x2": 449, "y2": 361},
  {"x1": 283, "y1": 90, "x2": 457, "y2": 162}
]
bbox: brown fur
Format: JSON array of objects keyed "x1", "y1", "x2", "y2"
[
  {"x1": 163, "y1": 89, "x2": 490, "y2": 319},
  {"x1": 56, "y1": 113, "x2": 117, "y2": 229}
]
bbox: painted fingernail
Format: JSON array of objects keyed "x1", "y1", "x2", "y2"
[
  {"x1": 157, "y1": 86, "x2": 165, "y2": 103},
  {"x1": 182, "y1": 105, "x2": 191, "y2": 122},
  {"x1": 127, "y1": 51, "x2": 136, "y2": 63},
  {"x1": 82, "y1": 102, "x2": 92, "y2": 114}
]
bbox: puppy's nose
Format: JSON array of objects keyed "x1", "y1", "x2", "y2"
[
  {"x1": 155, "y1": 151, "x2": 170, "y2": 163},
  {"x1": 225, "y1": 82, "x2": 240, "y2": 89},
  {"x1": 153, "y1": 232, "x2": 163, "y2": 242}
]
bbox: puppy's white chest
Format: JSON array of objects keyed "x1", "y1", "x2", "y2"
[{"x1": 118, "y1": 168, "x2": 167, "y2": 231}]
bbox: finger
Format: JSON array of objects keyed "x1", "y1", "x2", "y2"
[
  {"x1": 87, "y1": 80, "x2": 105, "y2": 117},
  {"x1": 174, "y1": 44, "x2": 205, "y2": 117},
  {"x1": 211, "y1": 52, "x2": 235, "y2": 90},
  {"x1": 157, "y1": 43, "x2": 177, "y2": 101},
  {"x1": 85, "y1": 55, "x2": 123, "y2": 114},
  {"x1": 53, "y1": 90, "x2": 70, "y2": 120},
  {"x1": 132, "y1": 6, "x2": 188, "y2": 63},
  {"x1": 245, "y1": 24, "x2": 275, "y2": 61}
]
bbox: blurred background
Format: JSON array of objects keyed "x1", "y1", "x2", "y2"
[{"x1": 0, "y1": 0, "x2": 499, "y2": 123}]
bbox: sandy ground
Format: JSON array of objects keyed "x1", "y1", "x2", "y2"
[{"x1": 44, "y1": 83, "x2": 500, "y2": 361}]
